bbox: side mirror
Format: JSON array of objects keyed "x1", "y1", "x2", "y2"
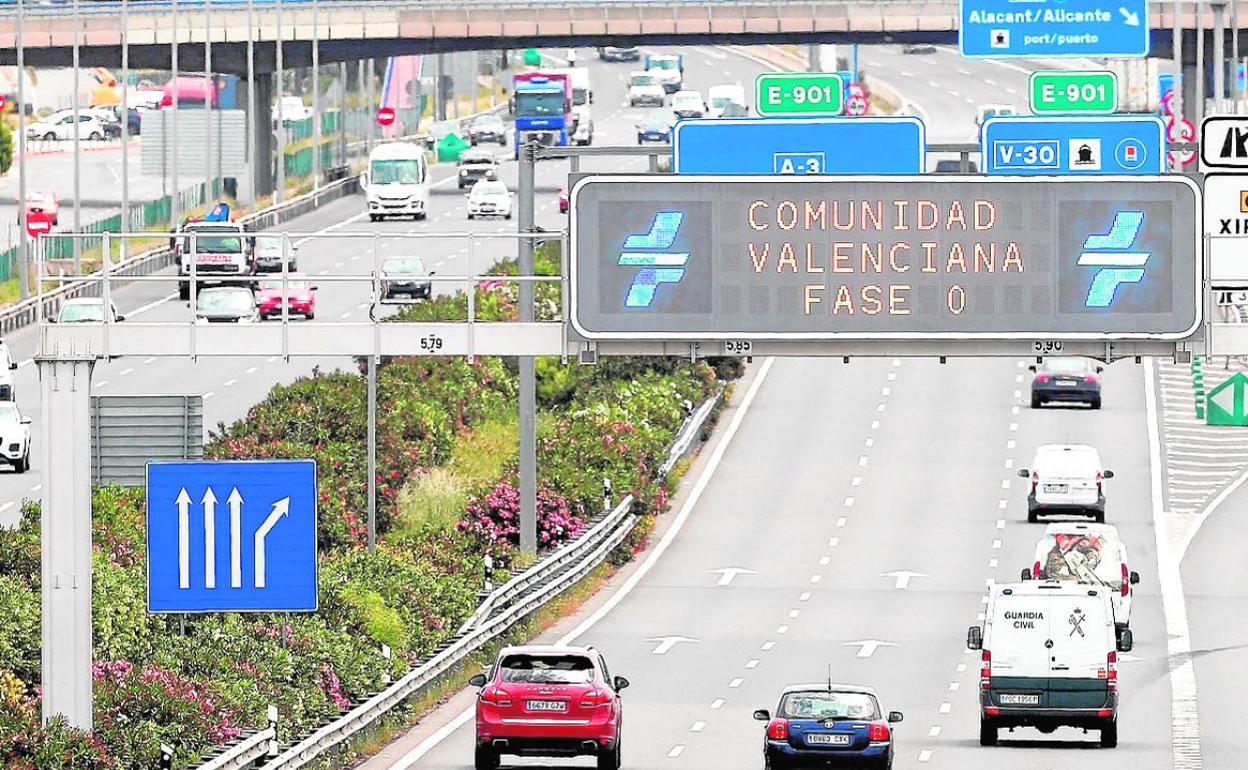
[
  {"x1": 1117, "y1": 629, "x2": 1133, "y2": 653},
  {"x1": 46, "y1": 317, "x2": 57, "y2": 324},
  {"x1": 311, "y1": 285, "x2": 320, "y2": 291},
  {"x1": 1027, "y1": 364, "x2": 1037, "y2": 372},
  {"x1": 429, "y1": 270, "x2": 437, "y2": 276},
  {"x1": 114, "y1": 314, "x2": 125, "y2": 322},
  {"x1": 468, "y1": 673, "x2": 487, "y2": 688},
  {"x1": 1016, "y1": 468, "x2": 1030, "y2": 478},
  {"x1": 7, "y1": 362, "x2": 15, "y2": 370},
  {"x1": 888, "y1": 711, "x2": 904, "y2": 724},
  {"x1": 1102, "y1": 470, "x2": 1115, "y2": 479},
  {"x1": 1096, "y1": 366, "x2": 1104, "y2": 373},
  {"x1": 967, "y1": 625, "x2": 983, "y2": 650},
  {"x1": 1020, "y1": 568, "x2": 1032, "y2": 581},
  {"x1": 613, "y1": 676, "x2": 629, "y2": 691},
  {"x1": 752, "y1": 709, "x2": 770, "y2": 721},
  {"x1": 1130, "y1": 571, "x2": 1140, "y2": 585},
  {"x1": 359, "y1": 172, "x2": 369, "y2": 189},
  {"x1": 19, "y1": 416, "x2": 31, "y2": 425}
]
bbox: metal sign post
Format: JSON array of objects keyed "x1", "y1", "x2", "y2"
[{"x1": 518, "y1": 138, "x2": 538, "y2": 555}]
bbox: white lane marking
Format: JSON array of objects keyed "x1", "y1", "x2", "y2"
[
  {"x1": 333, "y1": 261, "x2": 343, "y2": 269},
  {"x1": 851, "y1": 476, "x2": 862, "y2": 487},
  {"x1": 746, "y1": 659, "x2": 759, "y2": 669},
  {"x1": 871, "y1": 420, "x2": 880, "y2": 430},
  {"x1": 1145, "y1": 356, "x2": 1204, "y2": 769},
  {"x1": 267, "y1": 356, "x2": 279, "y2": 363},
  {"x1": 1000, "y1": 480, "x2": 1010, "y2": 489},
  {"x1": 835, "y1": 517, "x2": 847, "y2": 528},
  {"x1": 339, "y1": 311, "x2": 352, "y2": 319},
  {"x1": 877, "y1": 403, "x2": 887, "y2": 413},
  {"x1": 927, "y1": 79, "x2": 941, "y2": 88},
  {"x1": 948, "y1": 682, "x2": 960, "y2": 692},
  {"x1": 761, "y1": 641, "x2": 775, "y2": 651},
  {"x1": 828, "y1": 536, "x2": 839, "y2": 547},
  {"x1": 985, "y1": 78, "x2": 998, "y2": 86},
  {"x1": 728, "y1": 678, "x2": 744, "y2": 688},
  {"x1": 119, "y1": 368, "x2": 134, "y2": 376},
  {"x1": 881, "y1": 386, "x2": 891, "y2": 396},
  {"x1": 789, "y1": 608, "x2": 801, "y2": 618},
  {"x1": 887, "y1": 372, "x2": 896, "y2": 381},
  {"x1": 245, "y1": 366, "x2": 258, "y2": 375},
  {"x1": 202, "y1": 391, "x2": 215, "y2": 399},
  {"x1": 992, "y1": 539, "x2": 1002, "y2": 549},
  {"x1": 818, "y1": 556, "x2": 830, "y2": 566},
  {"x1": 844, "y1": 496, "x2": 855, "y2": 508},
  {"x1": 1011, "y1": 405, "x2": 1020, "y2": 415},
  {"x1": 996, "y1": 519, "x2": 1005, "y2": 529},
  {"x1": 667, "y1": 745, "x2": 685, "y2": 759},
  {"x1": 1004, "y1": 459, "x2": 1014, "y2": 469},
  {"x1": 865, "y1": 438, "x2": 875, "y2": 448},
  {"x1": 810, "y1": 574, "x2": 822, "y2": 584},
  {"x1": 144, "y1": 357, "x2": 156, "y2": 364},
  {"x1": 690, "y1": 721, "x2": 707, "y2": 732},
  {"x1": 928, "y1": 726, "x2": 942, "y2": 737},
  {"x1": 31, "y1": 484, "x2": 41, "y2": 492},
  {"x1": 704, "y1": 48, "x2": 728, "y2": 60},
  {"x1": 96, "y1": 380, "x2": 110, "y2": 387},
  {"x1": 918, "y1": 750, "x2": 934, "y2": 762},
  {"x1": 859, "y1": 455, "x2": 869, "y2": 467},
  {"x1": 224, "y1": 379, "x2": 237, "y2": 387},
  {"x1": 844, "y1": 639, "x2": 897, "y2": 658},
  {"x1": 939, "y1": 702, "x2": 951, "y2": 714},
  {"x1": 0, "y1": 502, "x2": 12, "y2": 513},
  {"x1": 799, "y1": 591, "x2": 812, "y2": 601},
  {"x1": 710, "y1": 698, "x2": 725, "y2": 709},
  {"x1": 648, "y1": 636, "x2": 699, "y2": 655},
  {"x1": 998, "y1": 499, "x2": 1008, "y2": 509},
  {"x1": 892, "y1": 358, "x2": 900, "y2": 366},
  {"x1": 988, "y1": 558, "x2": 999, "y2": 568},
  {"x1": 956, "y1": 663, "x2": 967, "y2": 673},
  {"x1": 1005, "y1": 86, "x2": 1018, "y2": 95},
  {"x1": 1007, "y1": 439, "x2": 1016, "y2": 450},
  {"x1": 1009, "y1": 422, "x2": 1018, "y2": 431},
  {"x1": 711, "y1": 567, "x2": 756, "y2": 586}
]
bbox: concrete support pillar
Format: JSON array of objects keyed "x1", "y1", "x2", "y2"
[
  {"x1": 241, "y1": 75, "x2": 275, "y2": 198},
  {"x1": 38, "y1": 355, "x2": 96, "y2": 730}
]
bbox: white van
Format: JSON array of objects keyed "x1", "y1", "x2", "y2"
[
  {"x1": 1017, "y1": 444, "x2": 1113, "y2": 523},
  {"x1": 707, "y1": 83, "x2": 747, "y2": 118},
  {"x1": 362, "y1": 142, "x2": 429, "y2": 222},
  {"x1": 968, "y1": 581, "x2": 1132, "y2": 748},
  {"x1": 1025, "y1": 523, "x2": 1140, "y2": 637}
]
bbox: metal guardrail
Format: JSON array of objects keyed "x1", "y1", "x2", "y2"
[{"x1": 195, "y1": 389, "x2": 724, "y2": 770}]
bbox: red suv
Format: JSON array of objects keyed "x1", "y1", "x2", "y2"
[{"x1": 469, "y1": 645, "x2": 628, "y2": 770}]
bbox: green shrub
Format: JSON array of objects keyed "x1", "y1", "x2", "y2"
[{"x1": 0, "y1": 578, "x2": 39, "y2": 685}]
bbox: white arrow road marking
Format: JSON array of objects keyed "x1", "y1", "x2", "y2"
[
  {"x1": 176, "y1": 488, "x2": 192, "y2": 589},
  {"x1": 881, "y1": 570, "x2": 928, "y2": 590},
  {"x1": 710, "y1": 567, "x2": 756, "y2": 586},
  {"x1": 253, "y1": 497, "x2": 290, "y2": 588},
  {"x1": 1119, "y1": 7, "x2": 1140, "y2": 25},
  {"x1": 647, "y1": 635, "x2": 699, "y2": 655},
  {"x1": 843, "y1": 639, "x2": 898, "y2": 658},
  {"x1": 228, "y1": 488, "x2": 244, "y2": 588},
  {"x1": 202, "y1": 487, "x2": 218, "y2": 589}
]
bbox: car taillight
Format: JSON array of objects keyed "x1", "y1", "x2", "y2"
[
  {"x1": 579, "y1": 690, "x2": 612, "y2": 708},
  {"x1": 1107, "y1": 651, "x2": 1117, "y2": 689},
  {"x1": 1031, "y1": 471, "x2": 1039, "y2": 494},
  {"x1": 1034, "y1": 374, "x2": 1050, "y2": 383},
  {"x1": 869, "y1": 721, "x2": 891, "y2": 742},
  {"x1": 980, "y1": 649, "x2": 991, "y2": 689},
  {"x1": 1096, "y1": 471, "x2": 1104, "y2": 495},
  {"x1": 1121, "y1": 563, "x2": 1130, "y2": 597},
  {"x1": 480, "y1": 687, "x2": 512, "y2": 707},
  {"x1": 1033, "y1": 560, "x2": 1042, "y2": 579},
  {"x1": 767, "y1": 718, "x2": 789, "y2": 740},
  {"x1": 1084, "y1": 374, "x2": 1099, "y2": 384}
]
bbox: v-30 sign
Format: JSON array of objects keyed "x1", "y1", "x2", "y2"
[{"x1": 568, "y1": 176, "x2": 1201, "y2": 341}]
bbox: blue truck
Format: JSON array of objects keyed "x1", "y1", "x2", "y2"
[{"x1": 512, "y1": 73, "x2": 571, "y2": 158}]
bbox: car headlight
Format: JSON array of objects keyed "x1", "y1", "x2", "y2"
[{"x1": 459, "y1": 169, "x2": 467, "y2": 176}]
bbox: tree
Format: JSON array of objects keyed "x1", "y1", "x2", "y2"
[{"x1": 0, "y1": 119, "x2": 12, "y2": 176}]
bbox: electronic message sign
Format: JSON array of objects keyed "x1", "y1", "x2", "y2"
[{"x1": 568, "y1": 176, "x2": 1201, "y2": 341}]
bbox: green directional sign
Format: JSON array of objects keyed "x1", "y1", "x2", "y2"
[
  {"x1": 755, "y1": 72, "x2": 845, "y2": 117},
  {"x1": 1029, "y1": 71, "x2": 1119, "y2": 115},
  {"x1": 1206, "y1": 372, "x2": 1248, "y2": 426}
]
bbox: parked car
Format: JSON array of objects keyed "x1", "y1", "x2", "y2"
[
  {"x1": 26, "y1": 110, "x2": 106, "y2": 141},
  {"x1": 256, "y1": 275, "x2": 316, "y2": 320},
  {"x1": 54, "y1": 297, "x2": 123, "y2": 323},
  {"x1": 379, "y1": 257, "x2": 433, "y2": 301},
  {"x1": 0, "y1": 402, "x2": 33, "y2": 474}
]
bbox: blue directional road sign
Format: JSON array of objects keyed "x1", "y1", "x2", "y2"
[
  {"x1": 981, "y1": 116, "x2": 1164, "y2": 175},
  {"x1": 147, "y1": 460, "x2": 318, "y2": 613},
  {"x1": 960, "y1": 0, "x2": 1149, "y2": 59},
  {"x1": 672, "y1": 117, "x2": 925, "y2": 175}
]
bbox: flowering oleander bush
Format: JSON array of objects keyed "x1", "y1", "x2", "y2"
[{"x1": 456, "y1": 480, "x2": 585, "y2": 563}]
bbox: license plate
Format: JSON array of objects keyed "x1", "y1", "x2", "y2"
[
  {"x1": 805, "y1": 734, "x2": 852, "y2": 746},
  {"x1": 197, "y1": 255, "x2": 232, "y2": 264},
  {"x1": 1043, "y1": 484, "x2": 1069, "y2": 494},
  {"x1": 1057, "y1": 380, "x2": 1078, "y2": 387},
  {"x1": 999, "y1": 693, "x2": 1040, "y2": 705},
  {"x1": 525, "y1": 700, "x2": 566, "y2": 712}
]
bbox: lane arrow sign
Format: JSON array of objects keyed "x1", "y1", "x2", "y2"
[
  {"x1": 881, "y1": 570, "x2": 928, "y2": 590},
  {"x1": 228, "y1": 487, "x2": 244, "y2": 588},
  {"x1": 202, "y1": 487, "x2": 218, "y2": 589},
  {"x1": 646, "y1": 636, "x2": 700, "y2": 655},
  {"x1": 710, "y1": 567, "x2": 757, "y2": 586},
  {"x1": 1119, "y1": 7, "x2": 1140, "y2": 26},
  {"x1": 254, "y1": 497, "x2": 290, "y2": 588},
  {"x1": 843, "y1": 639, "x2": 898, "y2": 658},
  {"x1": 175, "y1": 488, "x2": 192, "y2": 589}
]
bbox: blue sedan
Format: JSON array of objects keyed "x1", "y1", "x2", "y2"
[
  {"x1": 636, "y1": 114, "x2": 673, "y2": 144},
  {"x1": 754, "y1": 684, "x2": 903, "y2": 769}
]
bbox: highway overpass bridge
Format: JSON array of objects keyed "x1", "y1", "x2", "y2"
[{"x1": 0, "y1": 0, "x2": 1243, "y2": 71}]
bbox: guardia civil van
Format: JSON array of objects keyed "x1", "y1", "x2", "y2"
[{"x1": 967, "y1": 581, "x2": 1132, "y2": 748}]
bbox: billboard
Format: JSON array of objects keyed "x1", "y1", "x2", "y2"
[{"x1": 569, "y1": 176, "x2": 1201, "y2": 341}]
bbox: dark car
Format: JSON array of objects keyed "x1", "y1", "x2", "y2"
[
  {"x1": 598, "y1": 46, "x2": 640, "y2": 62},
  {"x1": 1029, "y1": 357, "x2": 1103, "y2": 409},
  {"x1": 380, "y1": 257, "x2": 433, "y2": 301},
  {"x1": 467, "y1": 114, "x2": 507, "y2": 146},
  {"x1": 755, "y1": 684, "x2": 903, "y2": 770},
  {"x1": 251, "y1": 235, "x2": 298, "y2": 273},
  {"x1": 636, "y1": 113, "x2": 673, "y2": 144},
  {"x1": 457, "y1": 149, "x2": 499, "y2": 189},
  {"x1": 934, "y1": 159, "x2": 979, "y2": 173},
  {"x1": 902, "y1": 43, "x2": 938, "y2": 54}
]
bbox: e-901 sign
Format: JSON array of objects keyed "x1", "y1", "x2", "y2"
[
  {"x1": 755, "y1": 73, "x2": 845, "y2": 117},
  {"x1": 1029, "y1": 71, "x2": 1118, "y2": 115}
]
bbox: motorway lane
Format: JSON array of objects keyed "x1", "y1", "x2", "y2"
[
  {"x1": 391, "y1": 358, "x2": 1172, "y2": 770},
  {"x1": 0, "y1": 49, "x2": 659, "y2": 526},
  {"x1": 1182, "y1": 474, "x2": 1248, "y2": 770}
]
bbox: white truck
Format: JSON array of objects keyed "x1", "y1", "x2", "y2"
[
  {"x1": 361, "y1": 141, "x2": 430, "y2": 222},
  {"x1": 173, "y1": 220, "x2": 253, "y2": 301}
]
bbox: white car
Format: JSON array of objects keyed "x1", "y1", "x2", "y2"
[
  {"x1": 627, "y1": 72, "x2": 666, "y2": 107},
  {"x1": 670, "y1": 90, "x2": 707, "y2": 119},
  {"x1": 707, "y1": 83, "x2": 748, "y2": 118},
  {"x1": 273, "y1": 95, "x2": 313, "y2": 126},
  {"x1": 0, "y1": 402, "x2": 33, "y2": 473},
  {"x1": 571, "y1": 105, "x2": 594, "y2": 146},
  {"x1": 26, "y1": 110, "x2": 106, "y2": 141},
  {"x1": 976, "y1": 103, "x2": 1018, "y2": 125},
  {"x1": 1018, "y1": 444, "x2": 1113, "y2": 523},
  {"x1": 194, "y1": 286, "x2": 259, "y2": 324},
  {"x1": 55, "y1": 297, "x2": 123, "y2": 324},
  {"x1": 1026, "y1": 522, "x2": 1140, "y2": 637},
  {"x1": 466, "y1": 180, "x2": 513, "y2": 220},
  {"x1": 0, "y1": 341, "x2": 17, "y2": 401}
]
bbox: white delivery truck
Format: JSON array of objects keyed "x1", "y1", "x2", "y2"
[
  {"x1": 968, "y1": 581, "x2": 1132, "y2": 748},
  {"x1": 361, "y1": 141, "x2": 429, "y2": 222}
]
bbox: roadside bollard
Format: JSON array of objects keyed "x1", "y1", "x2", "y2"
[
  {"x1": 159, "y1": 744, "x2": 173, "y2": 770},
  {"x1": 266, "y1": 705, "x2": 280, "y2": 757},
  {"x1": 381, "y1": 644, "x2": 392, "y2": 685},
  {"x1": 483, "y1": 554, "x2": 495, "y2": 593},
  {"x1": 602, "y1": 478, "x2": 613, "y2": 513}
]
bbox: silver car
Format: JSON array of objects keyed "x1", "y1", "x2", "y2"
[{"x1": 195, "y1": 286, "x2": 259, "y2": 324}]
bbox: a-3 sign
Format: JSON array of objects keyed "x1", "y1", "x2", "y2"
[
  {"x1": 569, "y1": 176, "x2": 1201, "y2": 341},
  {"x1": 147, "y1": 460, "x2": 318, "y2": 612},
  {"x1": 1206, "y1": 372, "x2": 1248, "y2": 426}
]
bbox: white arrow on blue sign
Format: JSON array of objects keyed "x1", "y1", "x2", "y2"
[
  {"x1": 147, "y1": 460, "x2": 318, "y2": 613},
  {"x1": 960, "y1": 0, "x2": 1150, "y2": 59}
]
